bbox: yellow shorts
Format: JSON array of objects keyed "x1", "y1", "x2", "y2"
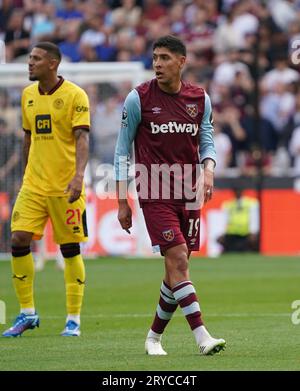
[{"x1": 11, "y1": 188, "x2": 88, "y2": 244}]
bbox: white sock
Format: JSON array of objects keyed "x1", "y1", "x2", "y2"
[
  {"x1": 66, "y1": 314, "x2": 80, "y2": 325},
  {"x1": 193, "y1": 325, "x2": 212, "y2": 345},
  {"x1": 21, "y1": 308, "x2": 35, "y2": 315},
  {"x1": 147, "y1": 329, "x2": 162, "y2": 340}
]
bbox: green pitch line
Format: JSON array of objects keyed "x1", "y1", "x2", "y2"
[{"x1": 0, "y1": 254, "x2": 299, "y2": 371}]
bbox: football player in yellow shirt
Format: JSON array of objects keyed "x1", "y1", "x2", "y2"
[{"x1": 3, "y1": 42, "x2": 90, "y2": 337}]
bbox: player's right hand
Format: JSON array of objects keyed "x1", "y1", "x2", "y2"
[{"x1": 118, "y1": 203, "x2": 132, "y2": 234}]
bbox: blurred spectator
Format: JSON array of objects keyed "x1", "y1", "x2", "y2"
[
  {"x1": 241, "y1": 107, "x2": 278, "y2": 152},
  {"x1": 56, "y1": 0, "x2": 83, "y2": 21},
  {"x1": 241, "y1": 146, "x2": 273, "y2": 177},
  {"x1": 0, "y1": 117, "x2": 22, "y2": 251},
  {"x1": 79, "y1": 15, "x2": 106, "y2": 48},
  {"x1": 204, "y1": 0, "x2": 219, "y2": 27},
  {"x1": 261, "y1": 55, "x2": 299, "y2": 92},
  {"x1": 267, "y1": 0, "x2": 298, "y2": 32},
  {"x1": 0, "y1": 89, "x2": 20, "y2": 132},
  {"x1": 91, "y1": 96, "x2": 122, "y2": 165},
  {"x1": 229, "y1": 0, "x2": 259, "y2": 48},
  {"x1": 0, "y1": 117, "x2": 21, "y2": 195},
  {"x1": 116, "y1": 48, "x2": 131, "y2": 61},
  {"x1": 4, "y1": 8, "x2": 30, "y2": 61},
  {"x1": 95, "y1": 33, "x2": 117, "y2": 61},
  {"x1": 260, "y1": 81, "x2": 296, "y2": 138},
  {"x1": 29, "y1": 2, "x2": 56, "y2": 43},
  {"x1": 185, "y1": 6, "x2": 214, "y2": 61},
  {"x1": 288, "y1": 16, "x2": 300, "y2": 61},
  {"x1": 213, "y1": 49, "x2": 252, "y2": 88},
  {"x1": 282, "y1": 91, "x2": 300, "y2": 149},
  {"x1": 58, "y1": 20, "x2": 82, "y2": 62},
  {"x1": 169, "y1": 1, "x2": 186, "y2": 36},
  {"x1": 110, "y1": 0, "x2": 141, "y2": 31},
  {"x1": 214, "y1": 8, "x2": 244, "y2": 53},
  {"x1": 143, "y1": 0, "x2": 167, "y2": 25},
  {"x1": 217, "y1": 186, "x2": 259, "y2": 253},
  {"x1": 289, "y1": 126, "x2": 300, "y2": 175},
  {"x1": 213, "y1": 115, "x2": 232, "y2": 177},
  {"x1": 0, "y1": 0, "x2": 14, "y2": 37},
  {"x1": 130, "y1": 35, "x2": 151, "y2": 68},
  {"x1": 217, "y1": 104, "x2": 247, "y2": 167}
]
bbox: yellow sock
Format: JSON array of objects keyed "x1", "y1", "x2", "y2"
[
  {"x1": 64, "y1": 255, "x2": 85, "y2": 315},
  {"x1": 12, "y1": 253, "x2": 35, "y2": 310}
]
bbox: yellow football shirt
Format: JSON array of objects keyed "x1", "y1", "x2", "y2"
[{"x1": 21, "y1": 77, "x2": 90, "y2": 196}]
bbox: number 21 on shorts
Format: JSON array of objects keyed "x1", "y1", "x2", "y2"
[{"x1": 66, "y1": 209, "x2": 81, "y2": 225}]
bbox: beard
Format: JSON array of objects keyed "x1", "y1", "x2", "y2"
[{"x1": 29, "y1": 75, "x2": 38, "y2": 81}]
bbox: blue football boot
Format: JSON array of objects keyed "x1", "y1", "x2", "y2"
[
  {"x1": 2, "y1": 313, "x2": 40, "y2": 337},
  {"x1": 61, "y1": 320, "x2": 81, "y2": 336}
]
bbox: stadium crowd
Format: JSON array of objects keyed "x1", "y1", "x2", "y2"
[{"x1": 1, "y1": 0, "x2": 300, "y2": 189}]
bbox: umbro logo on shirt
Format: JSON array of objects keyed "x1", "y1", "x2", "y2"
[
  {"x1": 27, "y1": 100, "x2": 33, "y2": 107},
  {"x1": 152, "y1": 107, "x2": 162, "y2": 114}
]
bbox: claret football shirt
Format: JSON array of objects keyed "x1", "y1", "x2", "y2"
[{"x1": 115, "y1": 79, "x2": 216, "y2": 204}]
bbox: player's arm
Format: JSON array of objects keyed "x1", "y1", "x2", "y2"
[
  {"x1": 114, "y1": 89, "x2": 141, "y2": 233},
  {"x1": 21, "y1": 91, "x2": 32, "y2": 174},
  {"x1": 23, "y1": 131, "x2": 31, "y2": 174},
  {"x1": 199, "y1": 92, "x2": 217, "y2": 203},
  {"x1": 67, "y1": 128, "x2": 89, "y2": 203},
  {"x1": 67, "y1": 89, "x2": 90, "y2": 203}
]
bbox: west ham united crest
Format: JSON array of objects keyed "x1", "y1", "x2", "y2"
[
  {"x1": 186, "y1": 104, "x2": 198, "y2": 118},
  {"x1": 162, "y1": 229, "x2": 175, "y2": 242}
]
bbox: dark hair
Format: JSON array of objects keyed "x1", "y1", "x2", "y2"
[
  {"x1": 34, "y1": 42, "x2": 61, "y2": 62},
  {"x1": 153, "y1": 35, "x2": 186, "y2": 57}
]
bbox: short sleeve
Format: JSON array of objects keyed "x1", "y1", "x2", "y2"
[
  {"x1": 21, "y1": 91, "x2": 31, "y2": 132},
  {"x1": 72, "y1": 89, "x2": 90, "y2": 131}
]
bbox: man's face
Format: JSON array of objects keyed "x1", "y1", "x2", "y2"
[
  {"x1": 153, "y1": 47, "x2": 186, "y2": 85},
  {"x1": 28, "y1": 47, "x2": 57, "y2": 81}
]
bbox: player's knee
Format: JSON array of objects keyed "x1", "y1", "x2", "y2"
[
  {"x1": 174, "y1": 254, "x2": 189, "y2": 273},
  {"x1": 60, "y1": 243, "x2": 80, "y2": 258},
  {"x1": 11, "y1": 231, "x2": 32, "y2": 248},
  {"x1": 166, "y1": 247, "x2": 189, "y2": 273}
]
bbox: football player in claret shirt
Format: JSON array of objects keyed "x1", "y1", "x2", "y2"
[
  {"x1": 115, "y1": 35, "x2": 226, "y2": 356},
  {"x1": 3, "y1": 42, "x2": 90, "y2": 337}
]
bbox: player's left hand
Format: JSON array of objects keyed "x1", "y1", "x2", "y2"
[
  {"x1": 203, "y1": 168, "x2": 214, "y2": 204},
  {"x1": 65, "y1": 175, "x2": 83, "y2": 203}
]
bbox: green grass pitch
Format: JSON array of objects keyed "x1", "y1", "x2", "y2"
[{"x1": 0, "y1": 254, "x2": 299, "y2": 371}]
